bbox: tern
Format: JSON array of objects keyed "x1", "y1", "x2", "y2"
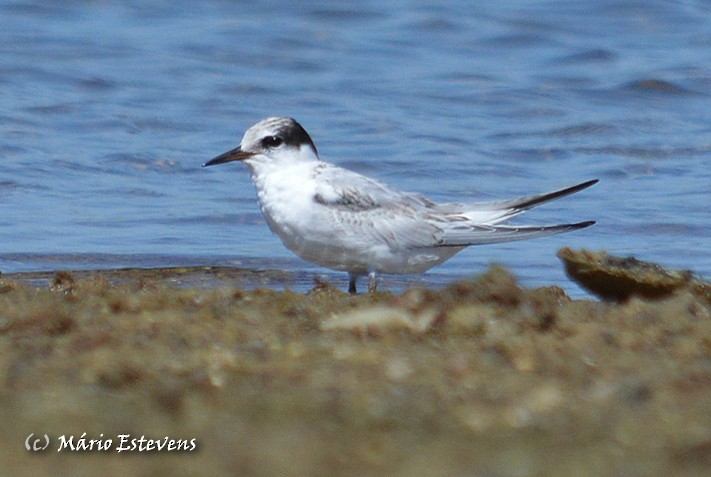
[{"x1": 204, "y1": 117, "x2": 597, "y2": 293}]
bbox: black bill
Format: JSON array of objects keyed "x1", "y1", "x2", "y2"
[{"x1": 203, "y1": 146, "x2": 253, "y2": 167}]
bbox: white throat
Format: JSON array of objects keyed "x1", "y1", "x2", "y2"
[{"x1": 244, "y1": 144, "x2": 319, "y2": 178}]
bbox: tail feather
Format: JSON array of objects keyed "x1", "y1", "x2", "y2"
[
  {"x1": 454, "y1": 179, "x2": 599, "y2": 225},
  {"x1": 438, "y1": 220, "x2": 596, "y2": 247}
]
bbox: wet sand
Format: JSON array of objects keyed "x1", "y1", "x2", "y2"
[{"x1": 1, "y1": 251, "x2": 710, "y2": 476}]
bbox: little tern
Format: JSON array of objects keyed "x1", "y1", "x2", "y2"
[{"x1": 204, "y1": 117, "x2": 597, "y2": 293}]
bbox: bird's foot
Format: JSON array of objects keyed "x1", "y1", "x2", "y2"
[{"x1": 367, "y1": 272, "x2": 378, "y2": 293}]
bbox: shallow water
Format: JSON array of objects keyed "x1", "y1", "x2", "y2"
[{"x1": 1, "y1": 0, "x2": 710, "y2": 296}]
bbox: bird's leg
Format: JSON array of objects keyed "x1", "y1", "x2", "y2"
[
  {"x1": 367, "y1": 272, "x2": 378, "y2": 293},
  {"x1": 348, "y1": 273, "x2": 358, "y2": 294}
]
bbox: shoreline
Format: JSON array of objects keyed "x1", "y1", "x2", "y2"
[{"x1": 1, "y1": 250, "x2": 710, "y2": 476}]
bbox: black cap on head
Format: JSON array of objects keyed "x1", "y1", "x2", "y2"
[{"x1": 277, "y1": 117, "x2": 318, "y2": 156}]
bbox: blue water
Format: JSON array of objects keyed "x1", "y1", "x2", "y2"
[{"x1": 1, "y1": 1, "x2": 710, "y2": 296}]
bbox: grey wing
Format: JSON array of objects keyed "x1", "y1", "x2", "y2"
[
  {"x1": 312, "y1": 163, "x2": 436, "y2": 210},
  {"x1": 313, "y1": 166, "x2": 597, "y2": 248},
  {"x1": 311, "y1": 164, "x2": 445, "y2": 247}
]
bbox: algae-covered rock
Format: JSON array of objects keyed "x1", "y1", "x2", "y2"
[{"x1": 558, "y1": 247, "x2": 711, "y2": 303}]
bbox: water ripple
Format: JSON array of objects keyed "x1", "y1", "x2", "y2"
[{"x1": 0, "y1": 0, "x2": 709, "y2": 296}]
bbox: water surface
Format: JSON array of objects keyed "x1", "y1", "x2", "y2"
[{"x1": 1, "y1": 0, "x2": 709, "y2": 295}]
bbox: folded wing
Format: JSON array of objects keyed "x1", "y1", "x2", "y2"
[{"x1": 313, "y1": 165, "x2": 597, "y2": 249}]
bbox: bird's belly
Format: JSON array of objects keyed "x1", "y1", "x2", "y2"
[
  {"x1": 263, "y1": 212, "x2": 377, "y2": 272},
  {"x1": 263, "y1": 210, "x2": 463, "y2": 274}
]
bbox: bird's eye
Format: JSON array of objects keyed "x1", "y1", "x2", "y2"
[{"x1": 261, "y1": 136, "x2": 283, "y2": 148}]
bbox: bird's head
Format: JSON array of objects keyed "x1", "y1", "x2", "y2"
[{"x1": 203, "y1": 117, "x2": 318, "y2": 169}]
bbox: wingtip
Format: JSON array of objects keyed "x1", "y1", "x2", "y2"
[
  {"x1": 571, "y1": 179, "x2": 599, "y2": 193},
  {"x1": 505, "y1": 179, "x2": 600, "y2": 212},
  {"x1": 575, "y1": 220, "x2": 596, "y2": 228}
]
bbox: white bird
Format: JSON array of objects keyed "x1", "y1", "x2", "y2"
[{"x1": 204, "y1": 117, "x2": 597, "y2": 293}]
